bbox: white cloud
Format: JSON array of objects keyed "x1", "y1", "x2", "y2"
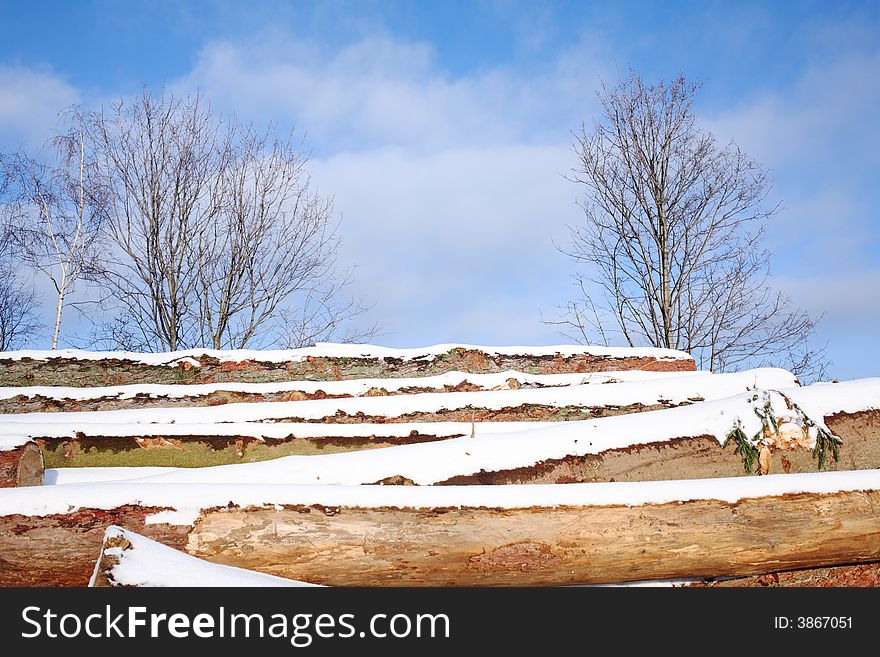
[
  {"x1": 777, "y1": 270, "x2": 880, "y2": 323},
  {"x1": 174, "y1": 32, "x2": 607, "y2": 153},
  {"x1": 704, "y1": 51, "x2": 880, "y2": 171},
  {"x1": 0, "y1": 65, "x2": 80, "y2": 147},
  {"x1": 309, "y1": 145, "x2": 581, "y2": 344}
]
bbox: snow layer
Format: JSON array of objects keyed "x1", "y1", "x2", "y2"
[
  {"x1": 101, "y1": 378, "x2": 877, "y2": 487},
  {"x1": 0, "y1": 369, "x2": 700, "y2": 402},
  {"x1": 0, "y1": 369, "x2": 795, "y2": 431},
  {"x1": 5, "y1": 420, "x2": 554, "y2": 441},
  {"x1": 0, "y1": 342, "x2": 693, "y2": 365},
  {"x1": 2, "y1": 469, "x2": 880, "y2": 526},
  {"x1": 0, "y1": 434, "x2": 31, "y2": 452},
  {"x1": 46, "y1": 467, "x2": 179, "y2": 485},
  {"x1": 90, "y1": 526, "x2": 318, "y2": 587}
]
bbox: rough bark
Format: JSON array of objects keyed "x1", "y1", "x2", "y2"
[
  {"x1": 35, "y1": 431, "x2": 456, "y2": 468},
  {"x1": 0, "y1": 350, "x2": 694, "y2": 387},
  {"x1": 0, "y1": 442, "x2": 44, "y2": 487}
]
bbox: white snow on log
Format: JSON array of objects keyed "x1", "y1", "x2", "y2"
[
  {"x1": 46, "y1": 467, "x2": 179, "y2": 485},
  {"x1": 0, "y1": 342, "x2": 694, "y2": 365},
  {"x1": 2, "y1": 469, "x2": 880, "y2": 526},
  {"x1": 98, "y1": 378, "x2": 876, "y2": 488},
  {"x1": 0, "y1": 434, "x2": 31, "y2": 452},
  {"x1": 90, "y1": 526, "x2": 319, "y2": 587},
  {"x1": 0, "y1": 369, "x2": 795, "y2": 431},
  {"x1": 8, "y1": 420, "x2": 552, "y2": 441},
  {"x1": 0, "y1": 368, "x2": 701, "y2": 402}
]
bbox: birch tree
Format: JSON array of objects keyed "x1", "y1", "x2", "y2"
[
  {"x1": 0, "y1": 131, "x2": 102, "y2": 348},
  {"x1": 556, "y1": 71, "x2": 825, "y2": 378}
]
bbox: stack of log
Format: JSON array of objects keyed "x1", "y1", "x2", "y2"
[{"x1": 0, "y1": 343, "x2": 878, "y2": 587}]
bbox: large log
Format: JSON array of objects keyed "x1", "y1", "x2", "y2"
[
  {"x1": 0, "y1": 344, "x2": 695, "y2": 386},
  {"x1": 90, "y1": 527, "x2": 880, "y2": 589},
  {"x1": 186, "y1": 490, "x2": 880, "y2": 586},
  {"x1": 32, "y1": 421, "x2": 546, "y2": 468},
  {"x1": 2, "y1": 471, "x2": 880, "y2": 586},
  {"x1": 0, "y1": 440, "x2": 43, "y2": 487}
]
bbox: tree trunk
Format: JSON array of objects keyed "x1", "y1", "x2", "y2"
[
  {"x1": 0, "y1": 442, "x2": 44, "y2": 488},
  {"x1": 183, "y1": 489, "x2": 880, "y2": 586},
  {"x1": 50, "y1": 283, "x2": 65, "y2": 350}
]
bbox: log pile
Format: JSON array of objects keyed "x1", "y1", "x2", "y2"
[{"x1": 0, "y1": 342, "x2": 878, "y2": 587}]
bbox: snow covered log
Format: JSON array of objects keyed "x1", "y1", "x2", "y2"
[
  {"x1": 2, "y1": 470, "x2": 880, "y2": 586},
  {"x1": 90, "y1": 526, "x2": 318, "y2": 587},
  {"x1": 105, "y1": 379, "x2": 880, "y2": 486},
  {"x1": 0, "y1": 369, "x2": 786, "y2": 425},
  {"x1": 34, "y1": 425, "x2": 470, "y2": 469},
  {"x1": 0, "y1": 343, "x2": 695, "y2": 387},
  {"x1": 0, "y1": 436, "x2": 43, "y2": 487},
  {"x1": 3, "y1": 369, "x2": 799, "y2": 468},
  {"x1": 0, "y1": 369, "x2": 691, "y2": 414}
]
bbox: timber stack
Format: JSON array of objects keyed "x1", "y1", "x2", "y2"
[{"x1": 0, "y1": 343, "x2": 878, "y2": 587}]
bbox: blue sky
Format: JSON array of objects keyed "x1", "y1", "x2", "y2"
[{"x1": 1, "y1": 1, "x2": 878, "y2": 378}]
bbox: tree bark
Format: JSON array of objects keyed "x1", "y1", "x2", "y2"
[
  {"x1": 0, "y1": 349, "x2": 696, "y2": 387},
  {"x1": 0, "y1": 441, "x2": 44, "y2": 487}
]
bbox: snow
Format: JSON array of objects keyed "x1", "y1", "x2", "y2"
[
  {"x1": 45, "y1": 467, "x2": 179, "y2": 485},
  {"x1": 0, "y1": 434, "x2": 31, "y2": 452},
  {"x1": 4, "y1": 420, "x2": 555, "y2": 441},
  {"x1": 0, "y1": 341, "x2": 694, "y2": 365},
  {"x1": 76, "y1": 378, "x2": 875, "y2": 487},
  {"x1": 0, "y1": 368, "x2": 702, "y2": 402},
  {"x1": 2, "y1": 469, "x2": 879, "y2": 526},
  {"x1": 0, "y1": 368, "x2": 795, "y2": 430},
  {"x1": 90, "y1": 526, "x2": 319, "y2": 587}
]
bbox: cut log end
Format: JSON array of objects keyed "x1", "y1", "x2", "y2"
[
  {"x1": 90, "y1": 532, "x2": 130, "y2": 587},
  {"x1": 0, "y1": 442, "x2": 44, "y2": 487}
]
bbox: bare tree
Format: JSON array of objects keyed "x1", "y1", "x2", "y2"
[
  {"x1": 0, "y1": 131, "x2": 102, "y2": 348},
  {"x1": 74, "y1": 91, "x2": 224, "y2": 351},
  {"x1": 278, "y1": 278, "x2": 381, "y2": 349},
  {"x1": 555, "y1": 71, "x2": 825, "y2": 379},
  {"x1": 72, "y1": 89, "x2": 374, "y2": 351},
  {"x1": 0, "y1": 263, "x2": 39, "y2": 351},
  {"x1": 0, "y1": 219, "x2": 40, "y2": 350}
]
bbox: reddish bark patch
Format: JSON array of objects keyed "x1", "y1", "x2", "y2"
[{"x1": 468, "y1": 542, "x2": 563, "y2": 573}]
